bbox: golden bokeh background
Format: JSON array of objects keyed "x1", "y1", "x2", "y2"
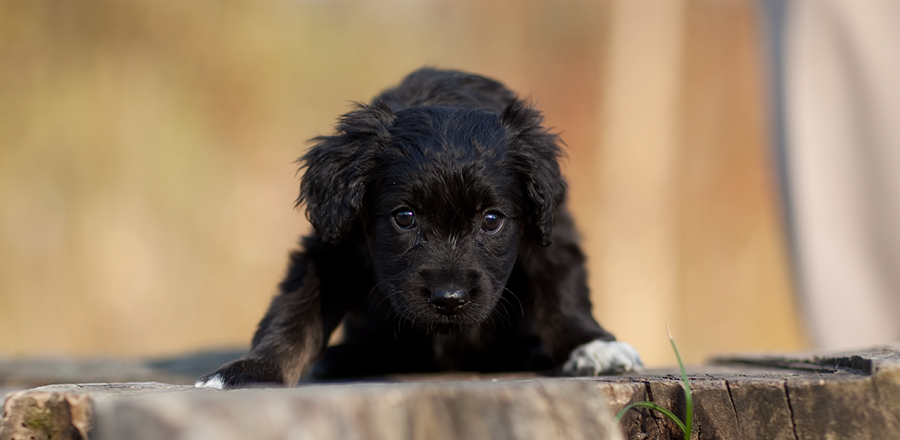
[{"x1": 0, "y1": 0, "x2": 806, "y2": 366}]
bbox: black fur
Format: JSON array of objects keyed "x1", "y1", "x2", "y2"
[{"x1": 200, "y1": 68, "x2": 620, "y2": 388}]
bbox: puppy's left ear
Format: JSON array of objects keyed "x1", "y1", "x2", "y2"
[{"x1": 502, "y1": 100, "x2": 566, "y2": 246}]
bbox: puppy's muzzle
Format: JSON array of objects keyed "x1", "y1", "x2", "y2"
[{"x1": 430, "y1": 288, "x2": 469, "y2": 316}]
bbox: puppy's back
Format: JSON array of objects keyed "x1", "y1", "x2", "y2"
[{"x1": 377, "y1": 68, "x2": 516, "y2": 113}]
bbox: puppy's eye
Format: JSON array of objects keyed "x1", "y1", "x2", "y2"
[
  {"x1": 481, "y1": 211, "x2": 504, "y2": 233},
  {"x1": 393, "y1": 210, "x2": 416, "y2": 229}
]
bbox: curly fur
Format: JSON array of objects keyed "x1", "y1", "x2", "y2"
[{"x1": 197, "y1": 68, "x2": 638, "y2": 388}]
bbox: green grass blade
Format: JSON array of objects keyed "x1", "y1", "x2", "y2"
[
  {"x1": 668, "y1": 326, "x2": 693, "y2": 440},
  {"x1": 613, "y1": 329, "x2": 694, "y2": 440},
  {"x1": 615, "y1": 402, "x2": 687, "y2": 433}
]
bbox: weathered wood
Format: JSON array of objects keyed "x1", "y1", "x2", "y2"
[
  {"x1": 724, "y1": 377, "x2": 795, "y2": 440},
  {"x1": 2, "y1": 380, "x2": 623, "y2": 440},
  {"x1": 713, "y1": 345, "x2": 900, "y2": 440},
  {"x1": 690, "y1": 379, "x2": 742, "y2": 440},
  {"x1": 0, "y1": 383, "x2": 189, "y2": 440},
  {"x1": 596, "y1": 346, "x2": 900, "y2": 439},
  {"x1": 785, "y1": 373, "x2": 900, "y2": 439},
  {"x1": 582, "y1": 380, "x2": 649, "y2": 439},
  {"x1": 2, "y1": 346, "x2": 900, "y2": 440}
]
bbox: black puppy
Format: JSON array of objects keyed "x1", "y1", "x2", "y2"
[{"x1": 197, "y1": 68, "x2": 641, "y2": 389}]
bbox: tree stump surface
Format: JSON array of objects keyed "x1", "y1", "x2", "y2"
[{"x1": 1, "y1": 345, "x2": 899, "y2": 440}]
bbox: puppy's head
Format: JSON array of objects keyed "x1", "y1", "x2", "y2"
[{"x1": 299, "y1": 100, "x2": 564, "y2": 332}]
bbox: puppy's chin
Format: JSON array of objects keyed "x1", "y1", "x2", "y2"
[
  {"x1": 424, "y1": 321, "x2": 468, "y2": 334},
  {"x1": 391, "y1": 300, "x2": 493, "y2": 335},
  {"x1": 403, "y1": 309, "x2": 484, "y2": 334}
]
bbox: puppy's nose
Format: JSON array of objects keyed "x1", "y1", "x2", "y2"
[{"x1": 430, "y1": 289, "x2": 469, "y2": 315}]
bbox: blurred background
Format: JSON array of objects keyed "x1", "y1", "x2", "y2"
[{"x1": 0, "y1": 0, "x2": 831, "y2": 369}]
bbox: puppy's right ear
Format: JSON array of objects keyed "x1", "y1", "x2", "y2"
[{"x1": 298, "y1": 101, "x2": 395, "y2": 243}]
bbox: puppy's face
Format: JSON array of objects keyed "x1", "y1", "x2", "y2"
[
  {"x1": 364, "y1": 120, "x2": 525, "y2": 331},
  {"x1": 300, "y1": 101, "x2": 564, "y2": 333},
  {"x1": 363, "y1": 108, "x2": 525, "y2": 332}
]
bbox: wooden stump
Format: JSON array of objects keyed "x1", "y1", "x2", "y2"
[
  {"x1": 2, "y1": 380, "x2": 621, "y2": 440},
  {"x1": 2, "y1": 346, "x2": 899, "y2": 440}
]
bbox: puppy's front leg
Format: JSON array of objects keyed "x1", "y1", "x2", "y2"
[
  {"x1": 533, "y1": 265, "x2": 643, "y2": 376},
  {"x1": 196, "y1": 250, "x2": 343, "y2": 389},
  {"x1": 526, "y1": 226, "x2": 643, "y2": 376}
]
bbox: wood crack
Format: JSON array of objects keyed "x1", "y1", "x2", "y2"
[
  {"x1": 723, "y1": 379, "x2": 742, "y2": 435},
  {"x1": 782, "y1": 379, "x2": 800, "y2": 440}
]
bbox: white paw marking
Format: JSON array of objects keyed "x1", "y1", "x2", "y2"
[
  {"x1": 195, "y1": 374, "x2": 226, "y2": 389},
  {"x1": 562, "y1": 340, "x2": 644, "y2": 376}
]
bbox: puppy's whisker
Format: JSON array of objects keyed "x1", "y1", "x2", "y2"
[
  {"x1": 486, "y1": 314, "x2": 497, "y2": 331},
  {"x1": 494, "y1": 298, "x2": 512, "y2": 330},
  {"x1": 369, "y1": 291, "x2": 392, "y2": 317},
  {"x1": 366, "y1": 280, "x2": 396, "y2": 330},
  {"x1": 390, "y1": 314, "x2": 403, "y2": 335},
  {"x1": 366, "y1": 280, "x2": 389, "y2": 301},
  {"x1": 370, "y1": 296, "x2": 391, "y2": 319},
  {"x1": 500, "y1": 295, "x2": 518, "y2": 328},
  {"x1": 503, "y1": 287, "x2": 526, "y2": 322},
  {"x1": 393, "y1": 315, "x2": 402, "y2": 338},
  {"x1": 369, "y1": 307, "x2": 392, "y2": 332}
]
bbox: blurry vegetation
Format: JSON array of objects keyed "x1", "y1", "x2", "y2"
[{"x1": 0, "y1": 0, "x2": 805, "y2": 363}]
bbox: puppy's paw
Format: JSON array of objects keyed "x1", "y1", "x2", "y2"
[
  {"x1": 195, "y1": 373, "x2": 227, "y2": 389},
  {"x1": 194, "y1": 358, "x2": 284, "y2": 389},
  {"x1": 562, "y1": 339, "x2": 643, "y2": 376}
]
